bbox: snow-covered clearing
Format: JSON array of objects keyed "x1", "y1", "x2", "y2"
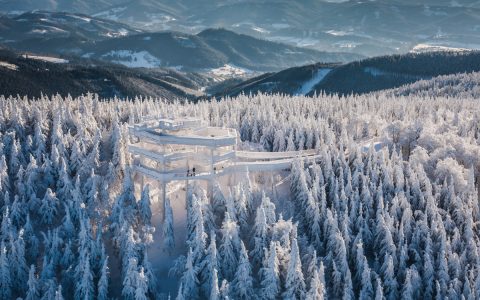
[
  {"x1": 325, "y1": 29, "x2": 350, "y2": 36},
  {"x1": 66, "y1": 14, "x2": 92, "y2": 22},
  {"x1": 22, "y1": 54, "x2": 69, "y2": 63},
  {"x1": 31, "y1": 25, "x2": 67, "y2": 35},
  {"x1": 206, "y1": 64, "x2": 252, "y2": 82},
  {"x1": 101, "y1": 50, "x2": 161, "y2": 68},
  {"x1": 0, "y1": 61, "x2": 18, "y2": 71},
  {"x1": 411, "y1": 43, "x2": 473, "y2": 53},
  {"x1": 296, "y1": 68, "x2": 331, "y2": 95},
  {"x1": 361, "y1": 140, "x2": 384, "y2": 153}
]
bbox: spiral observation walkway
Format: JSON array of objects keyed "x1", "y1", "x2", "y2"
[{"x1": 128, "y1": 117, "x2": 319, "y2": 183}]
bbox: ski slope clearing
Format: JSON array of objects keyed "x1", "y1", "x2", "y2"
[
  {"x1": 296, "y1": 68, "x2": 331, "y2": 95},
  {"x1": 0, "y1": 61, "x2": 18, "y2": 71},
  {"x1": 101, "y1": 50, "x2": 162, "y2": 68},
  {"x1": 411, "y1": 43, "x2": 473, "y2": 53},
  {"x1": 21, "y1": 54, "x2": 69, "y2": 64}
]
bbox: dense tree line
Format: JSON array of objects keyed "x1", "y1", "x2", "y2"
[
  {"x1": 0, "y1": 90, "x2": 478, "y2": 299},
  {"x1": 313, "y1": 51, "x2": 480, "y2": 95}
]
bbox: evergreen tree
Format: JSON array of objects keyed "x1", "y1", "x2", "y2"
[
  {"x1": 259, "y1": 242, "x2": 280, "y2": 300},
  {"x1": 210, "y1": 268, "x2": 220, "y2": 300},
  {"x1": 39, "y1": 188, "x2": 58, "y2": 225},
  {"x1": 55, "y1": 284, "x2": 64, "y2": 300},
  {"x1": 251, "y1": 206, "x2": 269, "y2": 267},
  {"x1": 25, "y1": 265, "x2": 40, "y2": 300},
  {"x1": 201, "y1": 231, "x2": 218, "y2": 297},
  {"x1": 283, "y1": 238, "x2": 306, "y2": 299},
  {"x1": 219, "y1": 212, "x2": 240, "y2": 281},
  {"x1": 75, "y1": 253, "x2": 94, "y2": 300},
  {"x1": 0, "y1": 242, "x2": 11, "y2": 300},
  {"x1": 42, "y1": 279, "x2": 57, "y2": 300},
  {"x1": 10, "y1": 230, "x2": 28, "y2": 292},
  {"x1": 180, "y1": 248, "x2": 199, "y2": 299},
  {"x1": 231, "y1": 241, "x2": 254, "y2": 300},
  {"x1": 97, "y1": 256, "x2": 109, "y2": 300},
  {"x1": 139, "y1": 184, "x2": 152, "y2": 225},
  {"x1": 163, "y1": 197, "x2": 175, "y2": 255},
  {"x1": 122, "y1": 257, "x2": 138, "y2": 300},
  {"x1": 135, "y1": 267, "x2": 149, "y2": 300},
  {"x1": 306, "y1": 266, "x2": 325, "y2": 300}
]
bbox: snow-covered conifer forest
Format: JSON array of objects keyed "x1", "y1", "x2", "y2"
[{"x1": 0, "y1": 91, "x2": 479, "y2": 299}]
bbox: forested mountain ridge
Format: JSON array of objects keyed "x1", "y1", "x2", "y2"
[
  {"x1": 216, "y1": 51, "x2": 480, "y2": 97},
  {"x1": 310, "y1": 50, "x2": 480, "y2": 95},
  {"x1": 385, "y1": 71, "x2": 480, "y2": 98},
  {"x1": 0, "y1": 90, "x2": 478, "y2": 298},
  {"x1": 0, "y1": 48, "x2": 207, "y2": 99}
]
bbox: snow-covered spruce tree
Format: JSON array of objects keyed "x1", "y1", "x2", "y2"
[
  {"x1": 210, "y1": 268, "x2": 220, "y2": 300},
  {"x1": 259, "y1": 241, "x2": 280, "y2": 300},
  {"x1": 0, "y1": 241, "x2": 11, "y2": 300},
  {"x1": 179, "y1": 248, "x2": 199, "y2": 299},
  {"x1": 139, "y1": 184, "x2": 152, "y2": 226},
  {"x1": 231, "y1": 241, "x2": 254, "y2": 300},
  {"x1": 74, "y1": 252, "x2": 94, "y2": 300},
  {"x1": 283, "y1": 238, "x2": 306, "y2": 299},
  {"x1": 306, "y1": 266, "x2": 325, "y2": 300},
  {"x1": 97, "y1": 256, "x2": 109, "y2": 300},
  {"x1": 219, "y1": 212, "x2": 240, "y2": 281},
  {"x1": 163, "y1": 196, "x2": 175, "y2": 255},
  {"x1": 122, "y1": 257, "x2": 139, "y2": 300},
  {"x1": 9, "y1": 230, "x2": 28, "y2": 293},
  {"x1": 26, "y1": 265, "x2": 40, "y2": 300},
  {"x1": 250, "y1": 206, "x2": 269, "y2": 267},
  {"x1": 39, "y1": 188, "x2": 58, "y2": 225},
  {"x1": 200, "y1": 231, "x2": 218, "y2": 297},
  {"x1": 135, "y1": 267, "x2": 149, "y2": 300}
]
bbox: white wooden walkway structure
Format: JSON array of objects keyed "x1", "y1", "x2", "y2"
[{"x1": 128, "y1": 117, "x2": 319, "y2": 201}]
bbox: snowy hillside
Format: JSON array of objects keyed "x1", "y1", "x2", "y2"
[{"x1": 0, "y1": 90, "x2": 479, "y2": 299}]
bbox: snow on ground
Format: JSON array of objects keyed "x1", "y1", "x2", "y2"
[
  {"x1": 296, "y1": 68, "x2": 331, "y2": 95},
  {"x1": 0, "y1": 61, "x2": 18, "y2": 71},
  {"x1": 174, "y1": 35, "x2": 197, "y2": 48},
  {"x1": 101, "y1": 50, "x2": 161, "y2": 68},
  {"x1": 361, "y1": 139, "x2": 384, "y2": 153},
  {"x1": 411, "y1": 43, "x2": 473, "y2": 53},
  {"x1": 206, "y1": 64, "x2": 252, "y2": 82},
  {"x1": 103, "y1": 28, "x2": 130, "y2": 38},
  {"x1": 145, "y1": 167, "x2": 292, "y2": 297},
  {"x1": 66, "y1": 14, "x2": 92, "y2": 22},
  {"x1": 325, "y1": 30, "x2": 350, "y2": 36},
  {"x1": 22, "y1": 54, "x2": 69, "y2": 64},
  {"x1": 30, "y1": 25, "x2": 67, "y2": 35},
  {"x1": 147, "y1": 180, "x2": 188, "y2": 298},
  {"x1": 251, "y1": 26, "x2": 270, "y2": 34}
]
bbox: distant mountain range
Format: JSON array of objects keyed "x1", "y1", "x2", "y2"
[
  {"x1": 0, "y1": 11, "x2": 362, "y2": 72},
  {"x1": 2, "y1": 1, "x2": 480, "y2": 57}
]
